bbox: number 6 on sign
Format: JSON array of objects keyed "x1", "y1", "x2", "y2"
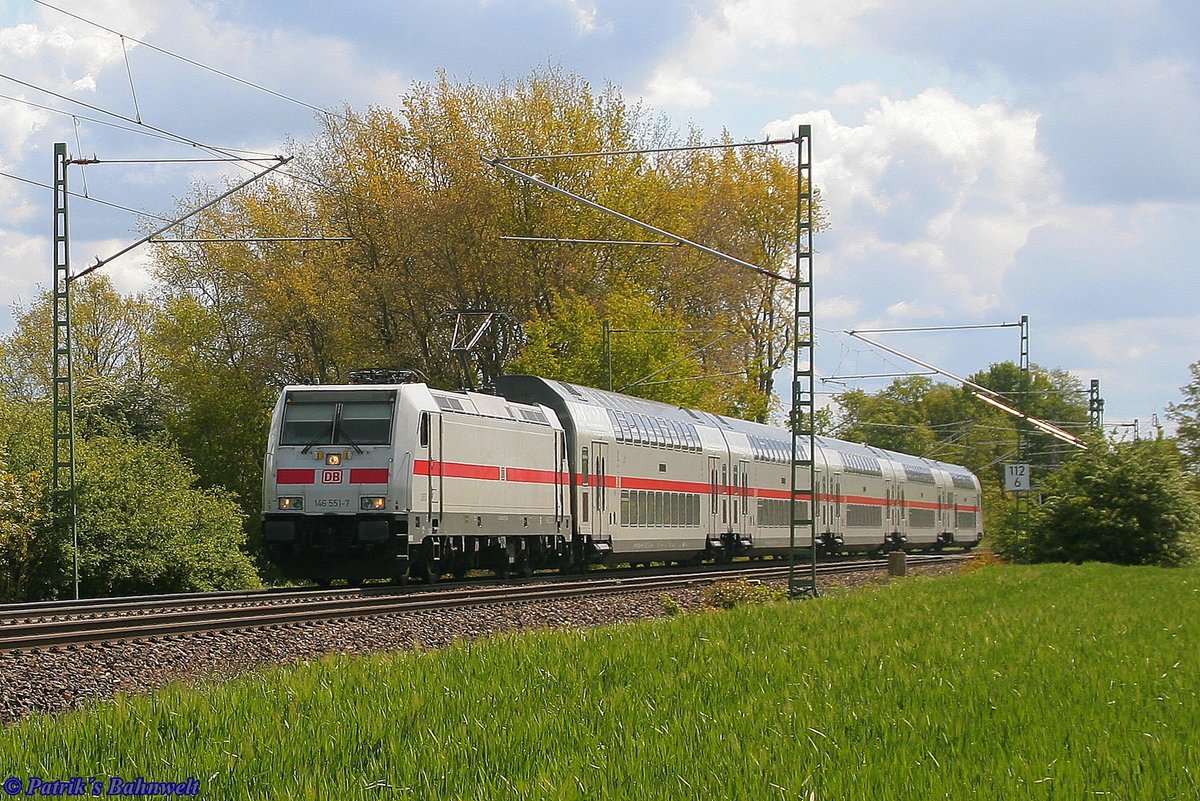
[{"x1": 1005, "y1": 463, "x2": 1030, "y2": 492}]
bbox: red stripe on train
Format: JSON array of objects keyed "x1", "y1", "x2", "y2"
[
  {"x1": 620, "y1": 476, "x2": 711, "y2": 494},
  {"x1": 413, "y1": 460, "x2": 501, "y2": 481},
  {"x1": 507, "y1": 467, "x2": 559, "y2": 484},
  {"x1": 276, "y1": 469, "x2": 315, "y2": 485},
  {"x1": 350, "y1": 468, "x2": 389, "y2": 484}
]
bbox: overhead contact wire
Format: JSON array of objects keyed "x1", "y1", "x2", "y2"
[{"x1": 32, "y1": 0, "x2": 342, "y2": 121}]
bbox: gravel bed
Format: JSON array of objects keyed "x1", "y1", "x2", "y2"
[{"x1": 0, "y1": 562, "x2": 961, "y2": 727}]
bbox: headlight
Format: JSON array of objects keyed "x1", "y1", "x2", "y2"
[
  {"x1": 360, "y1": 496, "x2": 387, "y2": 511},
  {"x1": 278, "y1": 496, "x2": 304, "y2": 511}
]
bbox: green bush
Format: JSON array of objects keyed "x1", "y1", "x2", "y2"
[
  {"x1": 1015, "y1": 436, "x2": 1200, "y2": 566},
  {"x1": 75, "y1": 435, "x2": 261, "y2": 595}
]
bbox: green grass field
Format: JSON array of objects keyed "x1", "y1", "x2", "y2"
[{"x1": 3, "y1": 563, "x2": 1197, "y2": 800}]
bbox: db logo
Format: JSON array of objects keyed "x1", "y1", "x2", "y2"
[{"x1": 321, "y1": 469, "x2": 343, "y2": 484}]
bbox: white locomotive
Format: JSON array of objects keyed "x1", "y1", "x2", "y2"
[{"x1": 261, "y1": 374, "x2": 983, "y2": 583}]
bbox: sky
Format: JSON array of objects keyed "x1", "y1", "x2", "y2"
[{"x1": 1, "y1": 0, "x2": 1197, "y2": 438}]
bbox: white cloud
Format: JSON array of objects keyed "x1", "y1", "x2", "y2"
[
  {"x1": 1053, "y1": 315, "x2": 1200, "y2": 417},
  {"x1": 76, "y1": 238, "x2": 158, "y2": 297},
  {"x1": 636, "y1": 0, "x2": 885, "y2": 117},
  {"x1": 0, "y1": 101, "x2": 51, "y2": 164},
  {"x1": 1006, "y1": 201, "x2": 1200, "y2": 323},
  {"x1": 766, "y1": 89, "x2": 1054, "y2": 326},
  {"x1": 702, "y1": 0, "x2": 885, "y2": 51},
  {"x1": 833, "y1": 81, "x2": 882, "y2": 106},
  {"x1": 1038, "y1": 57, "x2": 1200, "y2": 203},
  {"x1": 560, "y1": 0, "x2": 605, "y2": 34},
  {"x1": 817, "y1": 295, "x2": 861, "y2": 321},
  {"x1": 642, "y1": 69, "x2": 713, "y2": 110},
  {"x1": 0, "y1": 229, "x2": 49, "y2": 330},
  {"x1": 1, "y1": 4, "x2": 161, "y2": 92}
]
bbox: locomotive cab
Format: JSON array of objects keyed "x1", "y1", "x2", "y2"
[{"x1": 262, "y1": 386, "x2": 412, "y2": 583}]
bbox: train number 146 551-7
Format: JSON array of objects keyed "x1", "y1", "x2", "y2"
[{"x1": 313, "y1": 498, "x2": 350, "y2": 509}]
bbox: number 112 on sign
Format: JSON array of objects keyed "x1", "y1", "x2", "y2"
[{"x1": 1005, "y1": 463, "x2": 1030, "y2": 492}]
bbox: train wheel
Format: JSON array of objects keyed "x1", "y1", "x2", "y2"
[
  {"x1": 409, "y1": 560, "x2": 438, "y2": 585},
  {"x1": 391, "y1": 573, "x2": 409, "y2": 587}
]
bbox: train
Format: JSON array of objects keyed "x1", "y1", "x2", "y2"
[{"x1": 261, "y1": 374, "x2": 983, "y2": 584}]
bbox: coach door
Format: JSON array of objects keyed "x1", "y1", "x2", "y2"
[
  {"x1": 737, "y1": 459, "x2": 751, "y2": 541},
  {"x1": 590, "y1": 441, "x2": 608, "y2": 540},
  {"x1": 833, "y1": 475, "x2": 844, "y2": 540},
  {"x1": 555, "y1": 431, "x2": 566, "y2": 527},
  {"x1": 424, "y1": 411, "x2": 443, "y2": 520},
  {"x1": 885, "y1": 475, "x2": 896, "y2": 536},
  {"x1": 708, "y1": 456, "x2": 721, "y2": 538}
]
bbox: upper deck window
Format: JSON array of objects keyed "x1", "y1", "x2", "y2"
[{"x1": 281, "y1": 390, "x2": 395, "y2": 447}]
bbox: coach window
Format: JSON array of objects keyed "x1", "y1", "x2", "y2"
[
  {"x1": 732, "y1": 465, "x2": 739, "y2": 523},
  {"x1": 721, "y1": 464, "x2": 729, "y2": 524},
  {"x1": 581, "y1": 447, "x2": 590, "y2": 485},
  {"x1": 419, "y1": 413, "x2": 429, "y2": 447}
]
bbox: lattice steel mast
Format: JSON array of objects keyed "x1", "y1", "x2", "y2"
[
  {"x1": 52, "y1": 143, "x2": 79, "y2": 599},
  {"x1": 788, "y1": 126, "x2": 818, "y2": 598}
]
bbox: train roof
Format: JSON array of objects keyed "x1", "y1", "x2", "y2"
[
  {"x1": 496, "y1": 376, "x2": 710, "y2": 425},
  {"x1": 494, "y1": 375, "x2": 979, "y2": 480}
]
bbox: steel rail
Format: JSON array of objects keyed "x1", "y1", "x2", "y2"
[
  {"x1": 0, "y1": 555, "x2": 965, "y2": 652},
  {"x1": 0, "y1": 553, "x2": 955, "y2": 623},
  {"x1": 2, "y1": 560, "x2": 809, "y2": 631},
  {"x1": 0, "y1": 552, "x2": 956, "y2": 620},
  {"x1": 0, "y1": 585, "x2": 339, "y2": 619}
]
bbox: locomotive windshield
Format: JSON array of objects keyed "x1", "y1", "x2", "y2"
[{"x1": 280, "y1": 389, "x2": 395, "y2": 448}]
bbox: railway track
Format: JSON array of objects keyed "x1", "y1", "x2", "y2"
[{"x1": 0, "y1": 554, "x2": 965, "y2": 652}]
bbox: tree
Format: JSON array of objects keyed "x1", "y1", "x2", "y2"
[
  {"x1": 0, "y1": 394, "x2": 259, "y2": 600},
  {"x1": 508, "y1": 284, "x2": 768, "y2": 417},
  {"x1": 1168, "y1": 359, "x2": 1200, "y2": 473},
  {"x1": 0, "y1": 456, "x2": 54, "y2": 602},
  {"x1": 149, "y1": 293, "x2": 278, "y2": 518},
  {"x1": 0, "y1": 398, "x2": 64, "y2": 601},
  {"x1": 151, "y1": 67, "x2": 818, "y2": 410},
  {"x1": 74, "y1": 435, "x2": 260, "y2": 596},
  {"x1": 1016, "y1": 436, "x2": 1200, "y2": 566},
  {"x1": 0, "y1": 275, "x2": 164, "y2": 438}
]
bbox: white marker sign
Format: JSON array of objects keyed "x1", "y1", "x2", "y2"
[{"x1": 1005, "y1": 463, "x2": 1031, "y2": 492}]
